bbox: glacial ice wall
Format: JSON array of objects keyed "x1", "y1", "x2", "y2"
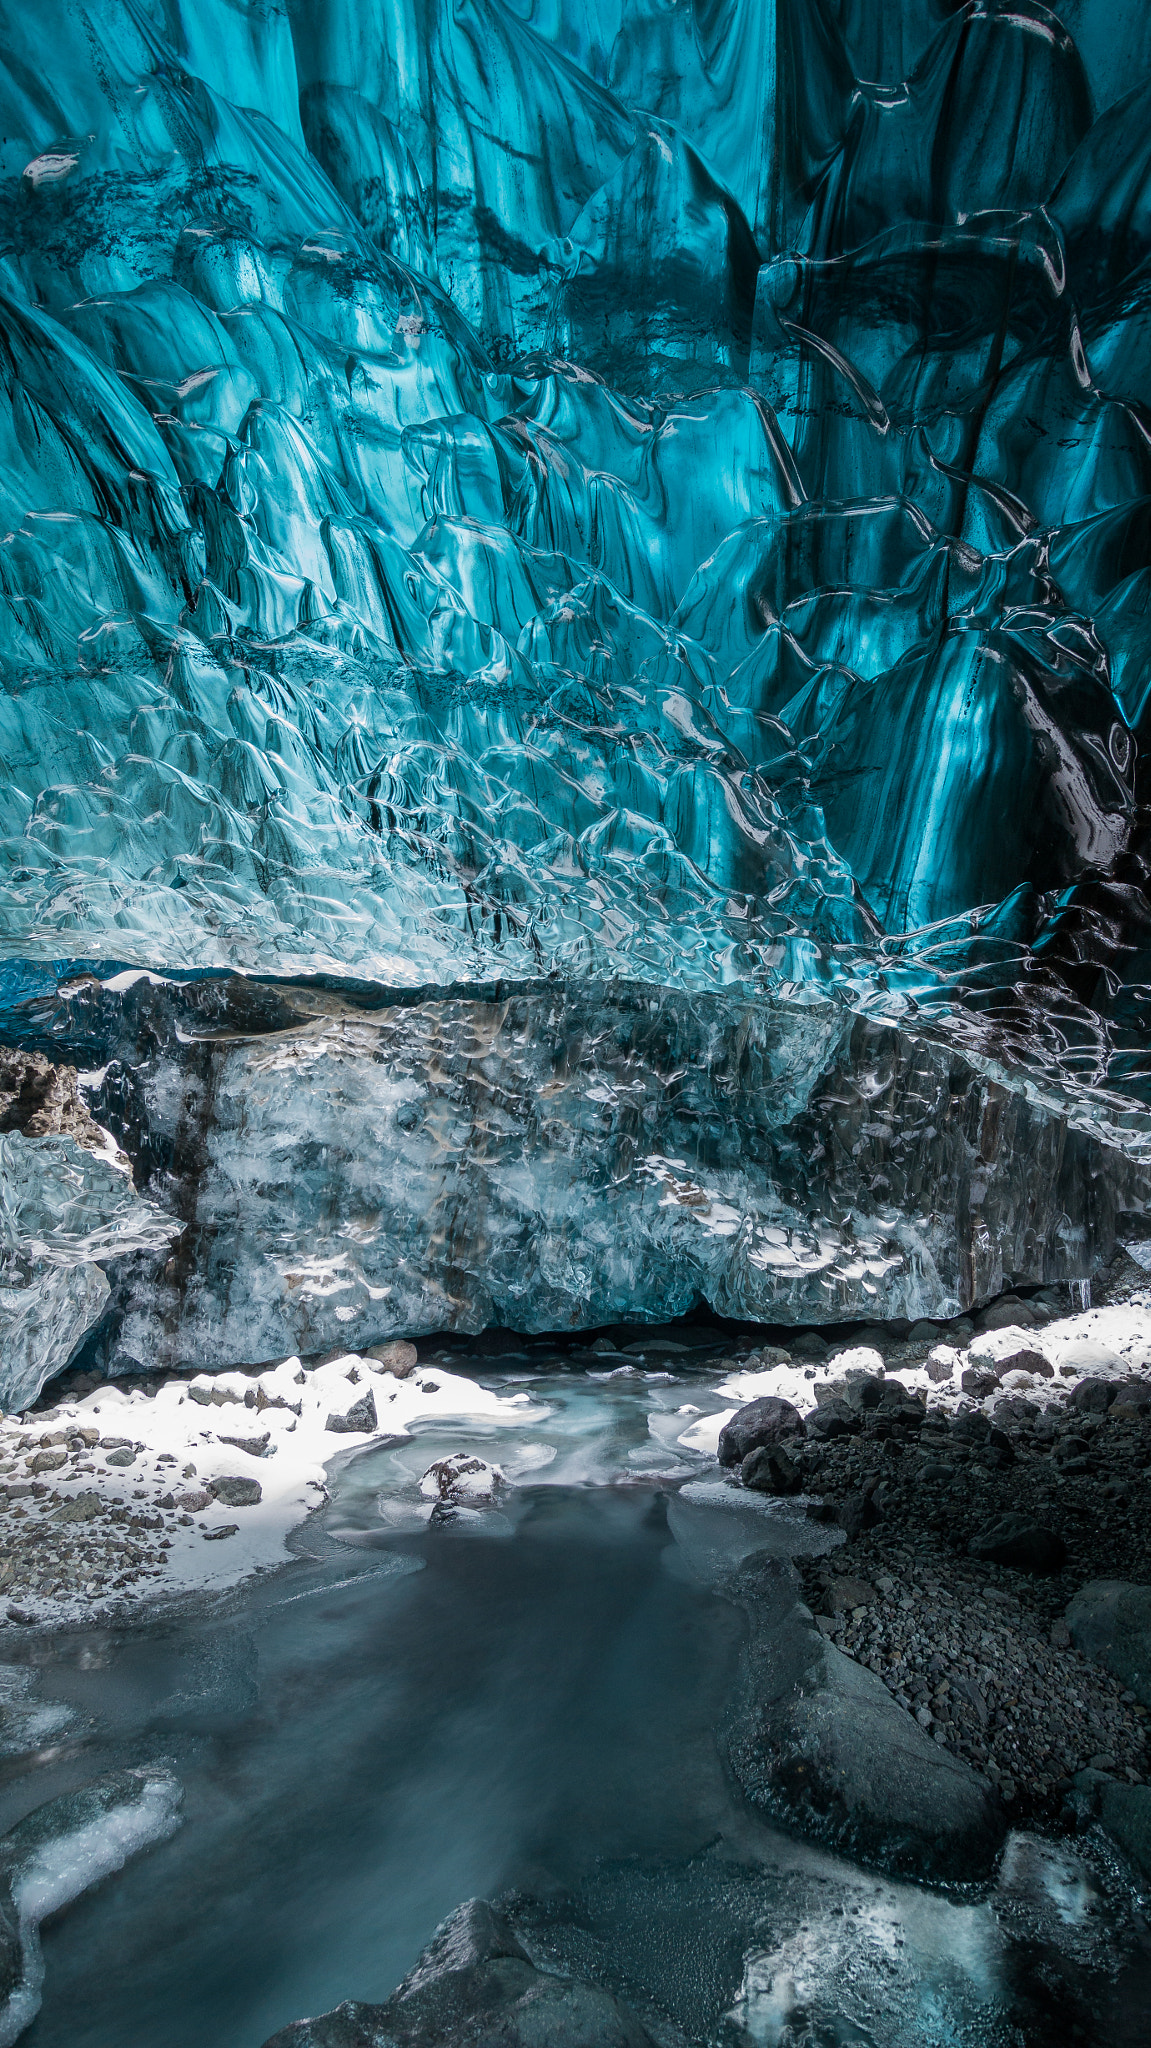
[{"x1": 0, "y1": 0, "x2": 1147, "y2": 1109}]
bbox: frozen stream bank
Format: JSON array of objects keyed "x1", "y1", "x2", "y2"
[{"x1": 0, "y1": 1356, "x2": 1147, "y2": 2046}]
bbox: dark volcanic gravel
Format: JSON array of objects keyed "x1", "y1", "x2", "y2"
[{"x1": 793, "y1": 1385, "x2": 1151, "y2": 1816}]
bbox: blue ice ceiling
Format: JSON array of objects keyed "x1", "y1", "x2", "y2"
[{"x1": 1, "y1": 0, "x2": 1150, "y2": 1094}]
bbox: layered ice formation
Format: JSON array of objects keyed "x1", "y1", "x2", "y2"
[{"x1": 3, "y1": 2, "x2": 1151, "y2": 1370}]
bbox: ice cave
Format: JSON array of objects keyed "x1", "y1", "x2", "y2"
[{"x1": 0, "y1": 2, "x2": 1149, "y2": 2043}]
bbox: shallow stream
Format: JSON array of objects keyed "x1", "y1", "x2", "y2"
[{"x1": 2, "y1": 1361, "x2": 1148, "y2": 2047}]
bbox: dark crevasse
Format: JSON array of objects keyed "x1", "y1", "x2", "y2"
[{"x1": 0, "y1": 1, "x2": 1150, "y2": 1102}]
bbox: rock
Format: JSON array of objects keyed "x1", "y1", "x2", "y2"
[
  {"x1": 950, "y1": 1413, "x2": 1013, "y2": 1457},
  {"x1": 175, "y1": 1489, "x2": 211, "y2": 1511},
  {"x1": 977, "y1": 1296, "x2": 1039, "y2": 1332},
  {"x1": 790, "y1": 1333, "x2": 828, "y2": 1360},
  {"x1": 717, "y1": 1396, "x2": 804, "y2": 1468},
  {"x1": 419, "y1": 1455, "x2": 504, "y2": 1506},
  {"x1": 740, "y1": 1443, "x2": 801, "y2": 1495},
  {"x1": 960, "y1": 1366, "x2": 999, "y2": 1396},
  {"x1": 722, "y1": 1556, "x2": 1005, "y2": 1878},
  {"x1": 1108, "y1": 1380, "x2": 1151, "y2": 1419},
  {"x1": 823, "y1": 1575, "x2": 877, "y2": 1616},
  {"x1": 27, "y1": 1451, "x2": 65, "y2": 1474},
  {"x1": 187, "y1": 1384, "x2": 241, "y2": 1408},
  {"x1": 991, "y1": 1346, "x2": 1053, "y2": 1379},
  {"x1": 805, "y1": 1399, "x2": 858, "y2": 1441},
  {"x1": 875, "y1": 1380, "x2": 925, "y2": 1427},
  {"x1": 324, "y1": 1391, "x2": 378, "y2": 1435},
  {"x1": 835, "y1": 1490, "x2": 882, "y2": 1539},
  {"x1": 207, "y1": 1476, "x2": 262, "y2": 1508},
  {"x1": 843, "y1": 1374, "x2": 885, "y2": 1414},
  {"x1": 967, "y1": 1513, "x2": 1066, "y2": 1573},
  {"x1": 926, "y1": 1345, "x2": 960, "y2": 1382},
  {"x1": 52, "y1": 1491, "x2": 101, "y2": 1524},
  {"x1": 366, "y1": 1339, "x2": 418, "y2": 1378},
  {"x1": 257, "y1": 1897, "x2": 658, "y2": 2048},
  {"x1": 202, "y1": 1524, "x2": 239, "y2": 1541},
  {"x1": 1070, "y1": 1377, "x2": 1119, "y2": 1413},
  {"x1": 992, "y1": 1394, "x2": 1039, "y2": 1425},
  {"x1": 1096, "y1": 1779, "x2": 1151, "y2": 1877},
  {"x1": 104, "y1": 1449, "x2": 135, "y2": 1468},
  {"x1": 1066, "y1": 1581, "x2": 1151, "y2": 1704},
  {"x1": 216, "y1": 1433, "x2": 271, "y2": 1459}
]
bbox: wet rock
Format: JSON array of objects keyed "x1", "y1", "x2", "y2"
[
  {"x1": 1066, "y1": 1581, "x2": 1151, "y2": 1705},
  {"x1": 324, "y1": 1391, "x2": 378, "y2": 1435},
  {"x1": 968, "y1": 1513, "x2": 1066, "y2": 1573},
  {"x1": 366, "y1": 1339, "x2": 418, "y2": 1378},
  {"x1": 717, "y1": 1396, "x2": 804, "y2": 1468},
  {"x1": 723, "y1": 1555, "x2": 1005, "y2": 1878},
  {"x1": 207, "y1": 1476, "x2": 262, "y2": 1508},
  {"x1": 258, "y1": 1897, "x2": 658, "y2": 2048},
  {"x1": 741, "y1": 1443, "x2": 801, "y2": 1495}
]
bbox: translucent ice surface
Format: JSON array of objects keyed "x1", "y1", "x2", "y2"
[{"x1": 1, "y1": 2, "x2": 1151, "y2": 1118}]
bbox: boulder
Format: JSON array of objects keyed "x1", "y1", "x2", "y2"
[
  {"x1": 1108, "y1": 1380, "x2": 1151, "y2": 1420},
  {"x1": 722, "y1": 1555, "x2": 1005, "y2": 1878},
  {"x1": 1066, "y1": 1580, "x2": 1151, "y2": 1704},
  {"x1": 367, "y1": 1339, "x2": 418, "y2": 1378},
  {"x1": 325, "y1": 1391, "x2": 378, "y2": 1435},
  {"x1": 258, "y1": 1898, "x2": 658, "y2": 2048},
  {"x1": 1070, "y1": 1377, "x2": 1119, "y2": 1413},
  {"x1": 740, "y1": 1443, "x2": 801, "y2": 1495},
  {"x1": 207, "y1": 1475, "x2": 262, "y2": 1508},
  {"x1": 717, "y1": 1396, "x2": 804, "y2": 1468},
  {"x1": 805, "y1": 1399, "x2": 858, "y2": 1441},
  {"x1": 419, "y1": 1454, "x2": 504, "y2": 1506},
  {"x1": 992, "y1": 1347, "x2": 1053, "y2": 1379},
  {"x1": 967, "y1": 1513, "x2": 1065, "y2": 1573}
]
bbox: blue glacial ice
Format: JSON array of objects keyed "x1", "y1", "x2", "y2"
[{"x1": 2, "y1": 2, "x2": 1151, "y2": 1373}]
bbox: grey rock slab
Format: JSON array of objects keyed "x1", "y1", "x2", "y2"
[
  {"x1": 1066, "y1": 1580, "x2": 1151, "y2": 1704},
  {"x1": 258, "y1": 1898, "x2": 658, "y2": 2048},
  {"x1": 722, "y1": 1554, "x2": 1005, "y2": 1878}
]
